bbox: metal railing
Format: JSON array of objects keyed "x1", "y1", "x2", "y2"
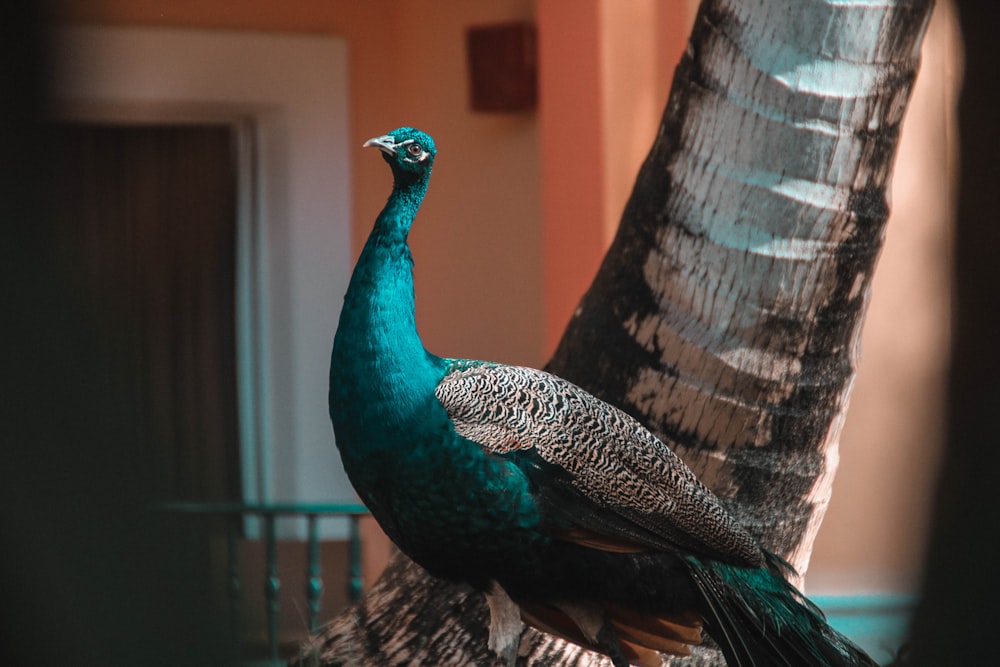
[{"x1": 161, "y1": 501, "x2": 369, "y2": 665}]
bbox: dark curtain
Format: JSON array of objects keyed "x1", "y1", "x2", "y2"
[{"x1": 52, "y1": 123, "x2": 242, "y2": 502}]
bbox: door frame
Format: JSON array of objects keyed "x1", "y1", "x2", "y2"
[{"x1": 49, "y1": 26, "x2": 355, "y2": 535}]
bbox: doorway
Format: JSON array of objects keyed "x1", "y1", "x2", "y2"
[{"x1": 53, "y1": 122, "x2": 242, "y2": 502}]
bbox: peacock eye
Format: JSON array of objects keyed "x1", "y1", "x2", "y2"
[{"x1": 407, "y1": 143, "x2": 423, "y2": 157}]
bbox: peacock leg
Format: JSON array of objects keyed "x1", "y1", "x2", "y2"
[{"x1": 485, "y1": 582, "x2": 524, "y2": 666}]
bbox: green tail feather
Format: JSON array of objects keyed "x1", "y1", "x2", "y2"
[{"x1": 686, "y1": 551, "x2": 879, "y2": 667}]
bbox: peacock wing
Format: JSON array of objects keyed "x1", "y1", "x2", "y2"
[{"x1": 434, "y1": 360, "x2": 763, "y2": 567}]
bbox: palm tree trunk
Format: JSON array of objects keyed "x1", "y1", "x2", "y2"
[
  {"x1": 301, "y1": 1, "x2": 935, "y2": 665},
  {"x1": 549, "y1": 0, "x2": 934, "y2": 579}
]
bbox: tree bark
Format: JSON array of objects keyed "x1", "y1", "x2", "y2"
[
  {"x1": 301, "y1": 0, "x2": 935, "y2": 665},
  {"x1": 550, "y1": 0, "x2": 933, "y2": 579}
]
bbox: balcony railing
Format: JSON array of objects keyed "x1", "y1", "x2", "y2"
[{"x1": 161, "y1": 501, "x2": 369, "y2": 666}]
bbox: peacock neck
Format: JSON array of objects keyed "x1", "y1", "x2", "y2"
[{"x1": 330, "y1": 174, "x2": 444, "y2": 436}]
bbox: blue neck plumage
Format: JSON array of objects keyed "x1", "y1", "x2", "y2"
[{"x1": 330, "y1": 172, "x2": 444, "y2": 438}]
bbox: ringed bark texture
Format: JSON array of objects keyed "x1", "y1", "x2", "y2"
[
  {"x1": 549, "y1": 0, "x2": 933, "y2": 577},
  {"x1": 303, "y1": 1, "x2": 934, "y2": 665}
]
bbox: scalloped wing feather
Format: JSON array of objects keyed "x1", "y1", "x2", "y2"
[{"x1": 434, "y1": 360, "x2": 762, "y2": 566}]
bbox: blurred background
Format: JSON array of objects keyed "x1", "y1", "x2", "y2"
[{"x1": 5, "y1": 1, "x2": 961, "y2": 664}]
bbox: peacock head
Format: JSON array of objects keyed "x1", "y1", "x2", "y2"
[{"x1": 363, "y1": 127, "x2": 436, "y2": 183}]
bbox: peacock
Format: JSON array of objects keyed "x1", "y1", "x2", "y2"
[{"x1": 328, "y1": 126, "x2": 879, "y2": 667}]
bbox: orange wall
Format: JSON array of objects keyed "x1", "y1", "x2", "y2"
[{"x1": 536, "y1": 0, "x2": 693, "y2": 354}]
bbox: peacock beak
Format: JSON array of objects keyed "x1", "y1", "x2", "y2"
[{"x1": 363, "y1": 134, "x2": 397, "y2": 156}]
